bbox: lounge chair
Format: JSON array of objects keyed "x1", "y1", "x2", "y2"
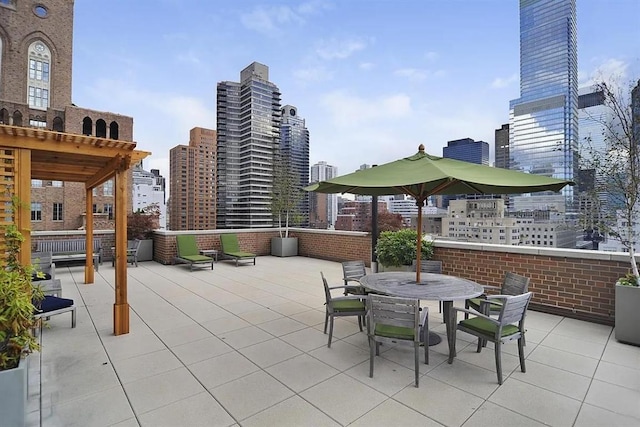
[
  {"x1": 220, "y1": 234, "x2": 256, "y2": 266},
  {"x1": 175, "y1": 235, "x2": 214, "y2": 271}
]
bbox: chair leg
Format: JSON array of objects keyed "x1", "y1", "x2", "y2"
[
  {"x1": 423, "y1": 313, "x2": 429, "y2": 365},
  {"x1": 495, "y1": 341, "x2": 503, "y2": 385},
  {"x1": 71, "y1": 307, "x2": 76, "y2": 328},
  {"x1": 357, "y1": 315, "x2": 363, "y2": 331},
  {"x1": 327, "y1": 316, "x2": 334, "y2": 347},
  {"x1": 476, "y1": 338, "x2": 483, "y2": 353},
  {"x1": 323, "y1": 311, "x2": 329, "y2": 334},
  {"x1": 414, "y1": 342, "x2": 419, "y2": 387},
  {"x1": 369, "y1": 337, "x2": 375, "y2": 378},
  {"x1": 447, "y1": 324, "x2": 457, "y2": 364},
  {"x1": 518, "y1": 337, "x2": 526, "y2": 373}
]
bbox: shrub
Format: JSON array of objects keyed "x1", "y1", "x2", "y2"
[{"x1": 375, "y1": 229, "x2": 434, "y2": 267}]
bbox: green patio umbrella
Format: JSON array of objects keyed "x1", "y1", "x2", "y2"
[{"x1": 305, "y1": 144, "x2": 575, "y2": 282}]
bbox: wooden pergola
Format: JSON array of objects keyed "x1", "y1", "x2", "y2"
[{"x1": 0, "y1": 124, "x2": 150, "y2": 335}]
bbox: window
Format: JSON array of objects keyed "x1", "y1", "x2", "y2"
[
  {"x1": 53, "y1": 203, "x2": 63, "y2": 221},
  {"x1": 27, "y1": 41, "x2": 51, "y2": 110},
  {"x1": 103, "y1": 180, "x2": 113, "y2": 196},
  {"x1": 51, "y1": 180, "x2": 63, "y2": 187},
  {"x1": 29, "y1": 119, "x2": 46, "y2": 128},
  {"x1": 92, "y1": 204, "x2": 98, "y2": 213},
  {"x1": 104, "y1": 203, "x2": 113, "y2": 220},
  {"x1": 31, "y1": 179, "x2": 43, "y2": 187},
  {"x1": 31, "y1": 202, "x2": 42, "y2": 221}
]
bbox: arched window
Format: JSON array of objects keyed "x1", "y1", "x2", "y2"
[
  {"x1": 27, "y1": 40, "x2": 51, "y2": 110},
  {"x1": 82, "y1": 116, "x2": 92, "y2": 135},
  {"x1": 109, "y1": 121, "x2": 119, "y2": 140},
  {"x1": 52, "y1": 116, "x2": 64, "y2": 132},
  {"x1": 0, "y1": 108, "x2": 8, "y2": 124},
  {"x1": 13, "y1": 110, "x2": 23, "y2": 126},
  {"x1": 96, "y1": 119, "x2": 107, "y2": 137}
]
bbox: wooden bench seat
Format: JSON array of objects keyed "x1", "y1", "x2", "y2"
[{"x1": 36, "y1": 238, "x2": 102, "y2": 271}]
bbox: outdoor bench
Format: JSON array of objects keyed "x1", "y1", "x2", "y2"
[{"x1": 35, "y1": 238, "x2": 102, "y2": 271}]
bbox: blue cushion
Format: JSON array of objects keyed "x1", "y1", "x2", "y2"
[{"x1": 36, "y1": 296, "x2": 74, "y2": 313}]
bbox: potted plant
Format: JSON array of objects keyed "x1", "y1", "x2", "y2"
[
  {"x1": 1, "y1": 218, "x2": 44, "y2": 425},
  {"x1": 270, "y1": 160, "x2": 303, "y2": 257},
  {"x1": 579, "y1": 79, "x2": 640, "y2": 345},
  {"x1": 375, "y1": 229, "x2": 434, "y2": 272},
  {"x1": 126, "y1": 203, "x2": 159, "y2": 262}
]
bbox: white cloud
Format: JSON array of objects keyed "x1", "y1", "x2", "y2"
[
  {"x1": 240, "y1": 5, "x2": 303, "y2": 36},
  {"x1": 316, "y1": 38, "x2": 368, "y2": 60},
  {"x1": 320, "y1": 91, "x2": 412, "y2": 127},
  {"x1": 580, "y1": 58, "x2": 629, "y2": 86},
  {"x1": 425, "y1": 51, "x2": 439, "y2": 62},
  {"x1": 394, "y1": 68, "x2": 428, "y2": 82},
  {"x1": 293, "y1": 66, "x2": 333, "y2": 83},
  {"x1": 490, "y1": 74, "x2": 518, "y2": 89},
  {"x1": 359, "y1": 62, "x2": 374, "y2": 70},
  {"x1": 176, "y1": 50, "x2": 201, "y2": 65},
  {"x1": 297, "y1": 0, "x2": 333, "y2": 15}
]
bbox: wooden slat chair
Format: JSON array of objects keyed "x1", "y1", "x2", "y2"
[
  {"x1": 415, "y1": 260, "x2": 443, "y2": 313},
  {"x1": 367, "y1": 294, "x2": 428, "y2": 387},
  {"x1": 465, "y1": 272, "x2": 530, "y2": 319},
  {"x1": 321, "y1": 272, "x2": 366, "y2": 348},
  {"x1": 448, "y1": 292, "x2": 533, "y2": 385},
  {"x1": 220, "y1": 234, "x2": 256, "y2": 266},
  {"x1": 341, "y1": 260, "x2": 367, "y2": 295},
  {"x1": 175, "y1": 235, "x2": 214, "y2": 271},
  {"x1": 31, "y1": 251, "x2": 62, "y2": 297}
]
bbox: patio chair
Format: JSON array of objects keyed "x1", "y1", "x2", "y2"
[
  {"x1": 33, "y1": 295, "x2": 76, "y2": 330},
  {"x1": 321, "y1": 272, "x2": 367, "y2": 348},
  {"x1": 175, "y1": 235, "x2": 214, "y2": 271},
  {"x1": 448, "y1": 292, "x2": 533, "y2": 385},
  {"x1": 127, "y1": 239, "x2": 141, "y2": 267},
  {"x1": 220, "y1": 233, "x2": 256, "y2": 266},
  {"x1": 415, "y1": 260, "x2": 443, "y2": 312},
  {"x1": 367, "y1": 294, "x2": 428, "y2": 387},
  {"x1": 31, "y1": 251, "x2": 62, "y2": 297},
  {"x1": 465, "y1": 271, "x2": 530, "y2": 319},
  {"x1": 341, "y1": 260, "x2": 367, "y2": 295}
]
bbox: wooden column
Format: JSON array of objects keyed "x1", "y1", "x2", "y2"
[
  {"x1": 113, "y1": 163, "x2": 130, "y2": 335},
  {"x1": 85, "y1": 187, "x2": 95, "y2": 284},
  {"x1": 15, "y1": 149, "x2": 31, "y2": 265}
]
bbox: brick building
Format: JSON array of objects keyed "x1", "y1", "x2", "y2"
[{"x1": 0, "y1": 0, "x2": 134, "y2": 230}]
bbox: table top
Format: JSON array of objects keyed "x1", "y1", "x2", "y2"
[{"x1": 359, "y1": 272, "x2": 484, "y2": 301}]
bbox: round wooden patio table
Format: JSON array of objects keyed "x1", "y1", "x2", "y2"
[{"x1": 359, "y1": 272, "x2": 484, "y2": 346}]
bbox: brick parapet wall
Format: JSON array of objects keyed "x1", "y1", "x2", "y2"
[{"x1": 33, "y1": 229, "x2": 637, "y2": 326}]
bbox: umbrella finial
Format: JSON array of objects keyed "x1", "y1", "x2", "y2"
[{"x1": 418, "y1": 144, "x2": 425, "y2": 152}]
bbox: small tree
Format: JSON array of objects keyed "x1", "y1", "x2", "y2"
[
  {"x1": 271, "y1": 160, "x2": 303, "y2": 238},
  {"x1": 127, "y1": 203, "x2": 160, "y2": 240},
  {"x1": 363, "y1": 211, "x2": 404, "y2": 235},
  {"x1": 579, "y1": 79, "x2": 640, "y2": 286}
]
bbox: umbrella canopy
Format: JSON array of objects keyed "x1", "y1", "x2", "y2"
[{"x1": 305, "y1": 144, "x2": 575, "y2": 282}]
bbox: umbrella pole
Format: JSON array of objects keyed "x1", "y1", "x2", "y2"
[{"x1": 416, "y1": 201, "x2": 423, "y2": 283}]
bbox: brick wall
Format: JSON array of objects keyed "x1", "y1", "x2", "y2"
[{"x1": 35, "y1": 229, "x2": 636, "y2": 326}]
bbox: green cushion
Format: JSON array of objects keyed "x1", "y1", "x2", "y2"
[
  {"x1": 460, "y1": 317, "x2": 519, "y2": 337},
  {"x1": 179, "y1": 255, "x2": 212, "y2": 263},
  {"x1": 221, "y1": 234, "x2": 256, "y2": 258},
  {"x1": 374, "y1": 323, "x2": 415, "y2": 340},
  {"x1": 332, "y1": 300, "x2": 365, "y2": 312},
  {"x1": 225, "y1": 251, "x2": 255, "y2": 259},
  {"x1": 176, "y1": 235, "x2": 200, "y2": 257}
]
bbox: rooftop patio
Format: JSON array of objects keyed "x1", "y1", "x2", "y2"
[{"x1": 28, "y1": 256, "x2": 640, "y2": 427}]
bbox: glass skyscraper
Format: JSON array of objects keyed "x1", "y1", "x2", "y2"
[
  {"x1": 280, "y1": 105, "x2": 310, "y2": 227},
  {"x1": 216, "y1": 62, "x2": 282, "y2": 228},
  {"x1": 509, "y1": 0, "x2": 578, "y2": 215}
]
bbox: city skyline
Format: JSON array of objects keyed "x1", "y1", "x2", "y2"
[{"x1": 71, "y1": 1, "x2": 639, "y2": 185}]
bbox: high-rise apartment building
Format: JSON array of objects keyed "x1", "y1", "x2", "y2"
[
  {"x1": 443, "y1": 138, "x2": 489, "y2": 165},
  {"x1": 310, "y1": 161, "x2": 338, "y2": 228},
  {"x1": 441, "y1": 138, "x2": 490, "y2": 207},
  {"x1": 169, "y1": 127, "x2": 216, "y2": 230},
  {"x1": 216, "y1": 62, "x2": 281, "y2": 229},
  {"x1": 509, "y1": 0, "x2": 578, "y2": 215},
  {"x1": 0, "y1": 0, "x2": 134, "y2": 231},
  {"x1": 280, "y1": 105, "x2": 310, "y2": 227},
  {"x1": 494, "y1": 124, "x2": 509, "y2": 169}
]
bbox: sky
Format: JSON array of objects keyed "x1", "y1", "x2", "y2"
[{"x1": 71, "y1": 0, "x2": 640, "y2": 185}]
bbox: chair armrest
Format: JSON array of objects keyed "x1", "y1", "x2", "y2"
[
  {"x1": 451, "y1": 306, "x2": 498, "y2": 324},
  {"x1": 481, "y1": 284, "x2": 501, "y2": 291},
  {"x1": 486, "y1": 295, "x2": 510, "y2": 301},
  {"x1": 331, "y1": 295, "x2": 366, "y2": 302}
]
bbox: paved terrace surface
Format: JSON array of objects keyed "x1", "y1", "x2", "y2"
[{"x1": 27, "y1": 257, "x2": 640, "y2": 427}]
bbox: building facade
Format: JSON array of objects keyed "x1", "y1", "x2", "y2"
[
  {"x1": 443, "y1": 138, "x2": 489, "y2": 165},
  {"x1": 280, "y1": 105, "x2": 310, "y2": 227},
  {"x1": 132, "y1": 164, "x2": 167, "y2": 229},
  {"x1": 0, "y1": 0, "x2": 134, "y2": 231},
  {"x1": 508, "y1": 0, "x2": 578, "y2": 217},
  {"x1": 169, "y1": 127, "x2": 216, "y2": 230},
  {"x1": 494, "y1": 124, "x2": 510, "y2": 169},
  {"x1": 309, "y1": 161, "x2": 338, "y2": 228},
  {"x1": 216, "y1": 62, "x2": 281, "y2": 229}
]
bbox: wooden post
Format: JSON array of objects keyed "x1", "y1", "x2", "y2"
[
  {"x1": 15, "y1": 149, "x2": 31, "y2": 266},
  {"x1": 85, "y1": 187, "x2": 95, "y2": 284},
  {"x1": 113, "y1": 163, "x2": 129, "y2": 335}
]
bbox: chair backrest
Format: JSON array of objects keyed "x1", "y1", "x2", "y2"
[
  {"x1": 128, "y1": 239, "x2": 141, "y2": 254},
  {"x1": 497, "y1": 292, "x2": 533, "y2": 326},
  {"x1": 367, "y1": 294, "x2": 420, "y2": 341},
  {"x1": 176, "y1": 235, "x2": 199, "y2": 257},
  {"x1": 416, "y1": 260, "x2": 442, "y2": 273},
  {"x1": 31, "y1": 251, "x2": 54, "y2": 273},
  {"x1": 320, "y1": 272, "x2": 333, "y2": 306},
  {"x1": 220, "y1": 234, "x2": 240, "y2": 253},
  {"x1": 501, "y1": 272, "x2": 530, "y2": 296},
  {"x1": 342, "y1": 260, "x2": 366, "y2": 281}
]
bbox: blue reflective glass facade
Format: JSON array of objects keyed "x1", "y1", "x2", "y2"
[
  {"x1": 280, "y1": 105, "x2": 310, "y2": 226},
  {"x1": 509, "y1": 0, "x2": 577, "y2": 215}
]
